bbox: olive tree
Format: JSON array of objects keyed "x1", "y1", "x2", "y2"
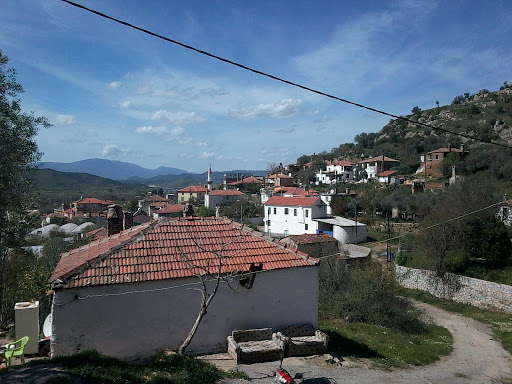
[{"x1": 0, "y1": 50, "x2": 50, "y2": 324}]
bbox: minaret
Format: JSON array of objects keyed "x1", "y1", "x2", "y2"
[{"x1": 207, "y1": 164, "x2": 213, "y2": 191}]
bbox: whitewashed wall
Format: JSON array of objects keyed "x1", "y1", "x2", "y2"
[{"x1": 51, "y1": 266, "x2": 318, "y2": 360}]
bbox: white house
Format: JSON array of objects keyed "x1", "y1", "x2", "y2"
[
  {"x1": 49, "y1": 217, "x2": 319, "y2": 360},
  {"x1": 356, "y1": 155, "x2": 399, "y2": 181},
  {"x1": 264, "y1": 196, "x2": 328, "y2": 237},
  {"x1": 315, "y1": 161, "x2": 355, "y2": 185},
  {"x1": 205, "y1": 190, "x2": 245, "y2": 208},
  {"x1": 314, "y1": 217, "x2": 367, "y2": 244}
]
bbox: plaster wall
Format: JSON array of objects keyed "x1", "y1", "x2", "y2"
[{"x1": 51, "y1": 266, "x2": 318, "y2": 360}]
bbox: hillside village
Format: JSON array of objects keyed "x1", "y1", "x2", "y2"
[{"x1": 2, "y1": 42, "x2": 512, "y2": 384}]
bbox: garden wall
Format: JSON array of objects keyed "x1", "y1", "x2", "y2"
[{"x1": 395, "y1": 265, "x2": 512, "y2": 314}]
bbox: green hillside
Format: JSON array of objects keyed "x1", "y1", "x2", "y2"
[
  {"x1": 27, "y1": 169, "x2": 150, "y2": 213},
  {"x1": 300, "y1": 82, "x2": 512, "y2": 180}
]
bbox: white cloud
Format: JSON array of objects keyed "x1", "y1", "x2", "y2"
[
  {"x1": 55, "y1": 114, "x2": 75, "y2": 125},
  {"x1": 151, "y1": 110, "x2": 205, "y2": 125},
  {"x1": 108, "y1": 81, "x2": 121, "y2": 89},
  {"x1": 101, "y1": 144, "x2": 130, "y2": 157},
  {"x1": 135, "y1": 125, "x2": 168, "y2": 134},
  {"x1": 197, "y1": 141, "x2": 208, "y2": 147},
  {"x1": 229, "y1": 99, "x2": 304, "y2": 120},
  {"x1": 120, "y1": 100, "x2": 131, "y2": 108},
  {"x1": 200, "y1": 152, "x2": 215, "y2": 159}
]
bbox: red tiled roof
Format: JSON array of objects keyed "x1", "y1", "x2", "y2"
[
  {"x1": 376, "y1": 170, "x2": 398, "y2": 177},
  {"x1": 149, "y1": 202, "x2": 167, "y2": 208},
  {"x1": 267, "y1": 173, "x2": 294, "y2": 179},
  {"x1": 242, "y1": 176, "x2": 263, "y2": 184},
  {"x1": 286, "y1": 234, "x2": 336, "y2": 244},
  {"x1": 326, "y1": 160, "x2": 355, "y2": 166},
  {"x1": 72, "y1": 198, "x2": 116, "y2": 205},
  {"x1": 50, "y1": 218, "x2": 316, "y2": 288},
  {"x1": 356, "y1": 156, "x2": 399, "y2": 164},
  {"x1": 157, "y1": 204, "x2": 185, "y2": 214},
  {"x1": 274, "y1": 187, "x2": 318, "y2": 196},
  {"x1": 178, "y1": 185, "x2": 207, "y2": 193},
  {"x1": 427, "y1": 147, "x2": 463, "y2": 154},
  {"x1": 208, "y1": 190, "x2": 244, "y2": 196},
  {"x1": 264, "y1": 196, "x2": 320, "y2": 207}
]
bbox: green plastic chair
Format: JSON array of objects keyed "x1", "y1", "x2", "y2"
[{"x1": 4, "y1": 336, "x2": 29, "y2": 366}]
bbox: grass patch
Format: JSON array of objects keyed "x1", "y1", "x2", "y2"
[
  {"x1": 320, "y1": 318, "x2": 452, "y2": 369},
  {"x1": 0, "y1": 350, "x2": 232, "y2": 384},
  {"x1": 403, "y1": 288, "x2": 512, "y2": 355}
]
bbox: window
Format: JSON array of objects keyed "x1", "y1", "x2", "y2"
[
  {"x1": 267, "y1": 220, "x2": 271, "y2": 226},
  {"x1": 305, "y1": 224, "x2": 308, "y2": 230},
  {"x1": 284, "y1": 230, "x2": 289, "y2": 237},
  {"x1": 273, "y1": 207, "x2": 277, "y2": 214},
  {"x1": 305, "y1": 209, "x2": 309, "y2": 218},
  {"x1": 284, "y1": 208, "x2": 289, "y2": 215},
  {"x1": 294, "y1": 208, "x2": 297, "y2": 216},
  {"x1": 268, "y1": 207, "x2": 271, "y2": 215}
]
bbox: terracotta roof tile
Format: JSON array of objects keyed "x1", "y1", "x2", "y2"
[
  {"x1": 356, "y1": 156, "x2": 399, "y2": 164},
  {"x1": 264, "y1": 196, "x2": 321, "y2": 207},
  {"x1": 376, "y1": 170, "x2": 398, "y2": 177},
  {"x1": 426, "y1": 147, "x2": 463, "y2": 154},
  {"x1": 178, "y1": 185, "x2": 207, "y2": 193},
  {"x1": 51, "y1": 218, "x2": 316, "y2": 288},
  {"x1": 208, "y1": 190, "x2": 244, "y2": 196},
  {"x1": 157, "y1": 204, "x2": 186, "y2": 214},
  {"x1": 72, "y1": 197, "x2": 116, "y2": 204}
]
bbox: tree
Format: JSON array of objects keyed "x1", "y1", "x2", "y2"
[
  {"x1": 0, "y1": 51, "x2": 50, "y2": 324},
  {"x1": 411, "y1": 106, "x2": 422, "y2": 114}
]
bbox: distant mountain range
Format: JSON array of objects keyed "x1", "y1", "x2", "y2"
[{"x1": 39, "y1": 158, "x2": 189, "y2": 181}]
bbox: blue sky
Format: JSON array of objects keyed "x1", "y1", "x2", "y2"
[{"x1": 1, "y1": 1, "x2": 511, "y2": 173}]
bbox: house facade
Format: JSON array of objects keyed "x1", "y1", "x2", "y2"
[
  {"x1": 263, "y1": 196, "x2": 328, "y2": 237},
  {"x1": 49, "y1": 217, "x2": 319, "y2": 359},
  {"x1": 177, "y1": 185, "x2": 208, "y2": 203},
  {"x1": 417, "y1": 147, "x2": 464, "y2": 178},
  {"x1": 315, "y1": 161, "x2": 355, "y2": 185},
  {"x1": 71, "y1": 198, "x2": 115, "y2": 217},
  {"x1": 356, "y1": 155, "x2": 399, "y2": 181},
  {"x1": 205, "y1": 190, "x2": 245, "y2": 208},
  {"x1": 263, "y1": 173, "x2": 294, "y2": 188}
]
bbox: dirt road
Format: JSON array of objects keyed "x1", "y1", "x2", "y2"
[{"x1": 215, "y1": 301, "x2": 512, "y2": 384}]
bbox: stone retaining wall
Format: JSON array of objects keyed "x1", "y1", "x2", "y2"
[{"x1": 395, "y1": 265, "x2": 512, "y2": 314}]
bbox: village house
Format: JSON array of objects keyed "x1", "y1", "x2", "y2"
[
  {"x1": 497, "y1": 199, "x2": 512, "y2": 226},
  {"x1": 356, "y1": 155, "x2": 399, "y2": 181},
  {"x1": 138, "y1": 195, "x2": 168, "y2": 215},
  {"x1": 71, "y1": 197, "x2": 116, "y2": 217},
  {"x1": 279, "y1": 233, "x2": 339, "y2": 259},
  {"x1": 416, "y1": 145, "x2": 465, "y2": 178},
  {"x1": 225, "y1": 176, "x2": 263, "y2": 192},
  {"x1": 264, "y1": 196, "x2": 367, "y2": 243},
  {"x1": 151, "y1": 203, "x2": 185, "y2": 219},
  {"x1": 205, "y1": 190, "x2": 245, "y2": 208},
  {"x1": 260, "y1": 186, "x2": 318, "y2": 204},
  {"x1": 315, "y1": 160, "x2": 355, "y2": 185},
  {"x1": 49, "y1": 215, "x2": 319, "y2": 360},
  {"x1": 263, "y1": 173, "x2": 294, "y2": 188},
  {"x1": 376, "y1": 170, "x2": 401, "y2": 184},
  {"x1": 264, "y1": 196, "x2": 327, "y2": 237},
  {"x1": 177, "y1": 185, "x2": 208, "y2": 203}
]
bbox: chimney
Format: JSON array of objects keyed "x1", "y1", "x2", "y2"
[
  {"x1": 107, "y1": 205, "x2": 133, "y2": 236},
  {"x1": 123, "y1": 211, "x2": 133, "y2": 231}
]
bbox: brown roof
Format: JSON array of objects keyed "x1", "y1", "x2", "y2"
[
  {"x1": 178, "y1": 185, "x2": 207, "y2": 193},
  {"x1": 376, "y1": 170, "x2": 398, "y2": 177},
  {"x1": 208, "y1": 190, "x2": 244, "y2": 196},
  {"x1": 356, "y1": 156, "x2": 399, "y2": 164},
  {"x1": 72, "y1": 197, "x2": 115, "y2": 205},
  {"x1": 157, "y1": 204, "x2": 185, "y2": 214},
  {"x1": 264, "y1": 196, "x2": 321, "y2": 207},
  {"x1": 286, "y1": 234, "x2": 336, "y2": 244},
  {"x1": 426, "y1": 147, "x2": 463, "y2": 155},
  {"x1": 50, "y1": 217, "x2": 316, "y2": 289},
  {"x1": 273, "y1": 187, "x2": 319, "y2": 196},
  {"x1": 149, "y1": 202, "x2": 167, "y2": 208},
  {"x1": 142, "y1": 195, "x2": 168, "y2": 202}
]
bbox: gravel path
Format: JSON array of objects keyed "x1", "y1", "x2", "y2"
[
  {"x1": 2, "y1": 301, "x2": 511, "y2": 383},
  {"x1": 214, "y1": 301, "x2": 512, "y2": 384}
]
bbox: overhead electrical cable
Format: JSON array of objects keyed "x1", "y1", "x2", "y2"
[{"x1": 60, "y1": 0, "x2": 512, "y2": 150}]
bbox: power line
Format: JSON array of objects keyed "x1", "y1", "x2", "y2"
[{"x1": 59, "y1": 0, "x2": 512, "y2": 150}]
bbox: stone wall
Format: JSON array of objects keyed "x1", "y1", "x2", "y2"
[{"x1": 395, "y1": 265, "x2": 512, "y2": 314}]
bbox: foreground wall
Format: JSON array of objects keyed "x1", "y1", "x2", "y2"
[
  {"x1": 395, "y1": 265, "x2": 512, "y2": 314},
  {"x1": 51, "y1": 266, "x2": 318, "y2": 360}
]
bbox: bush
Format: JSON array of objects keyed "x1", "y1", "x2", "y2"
[{"x1": 320, "y1": 261, "x2": 426, "y2": 333}]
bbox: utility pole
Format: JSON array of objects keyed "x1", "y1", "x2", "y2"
[
  {"x1": 354, "y1": 204, "x2": 358, "y2": 244},
  {"x1": 386, "y1": 214, "x2": 392, "y2": 268}
]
